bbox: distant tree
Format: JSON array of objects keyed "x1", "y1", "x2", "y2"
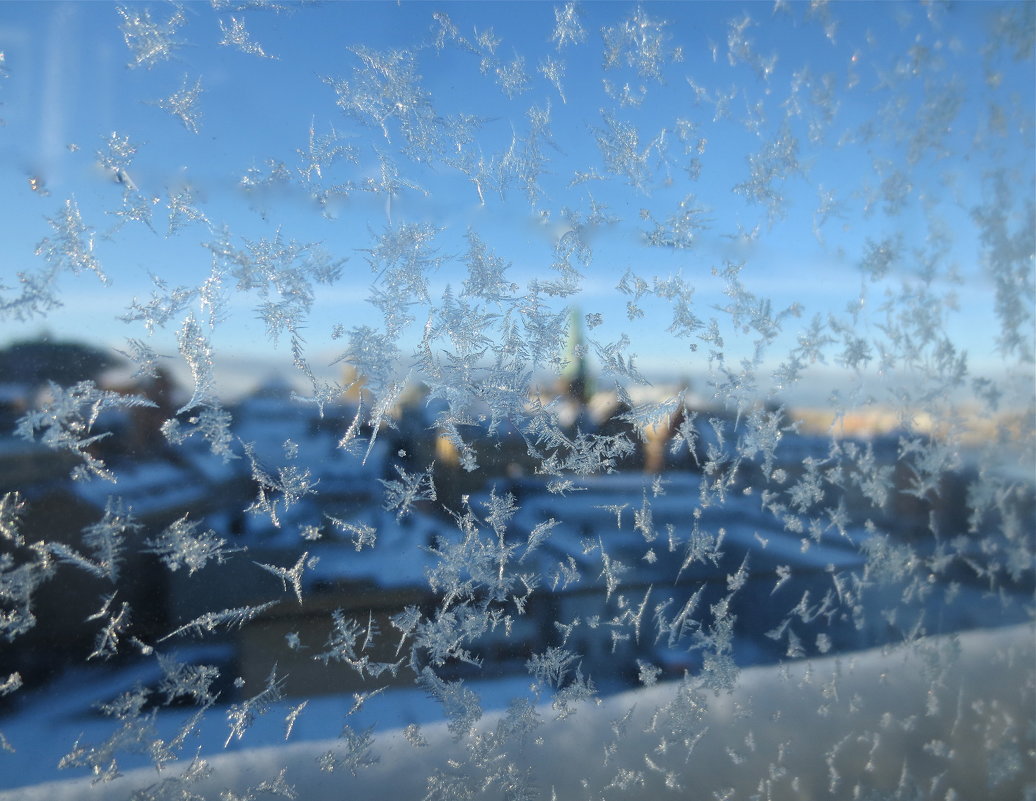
[{"x1": 0, "y1": 337, "x2": 120, "y2": 387}]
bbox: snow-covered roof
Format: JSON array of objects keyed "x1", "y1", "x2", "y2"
[{"x1": 72, "y1": 460, "x2": 211, "y2": 515}]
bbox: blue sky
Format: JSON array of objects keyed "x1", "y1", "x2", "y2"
[{"x1": 0, "y1": 1, "x2": 1032, "y2": 402}]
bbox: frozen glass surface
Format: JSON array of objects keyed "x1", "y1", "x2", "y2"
[{"x1": 0, "y1": 3, "x2": 1033, "y2": 799}]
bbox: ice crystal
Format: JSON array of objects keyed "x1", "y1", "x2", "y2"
[
  {"x1": 225, "y1": 666, "x2": 286, "y2": 746},
  {"x1": 35, "y1": 199, "x2": 108, "y2": 286},
  {"x1": 552, "y1": 2, "x2": 587, "y2": 50},
  {"x1": 601, "y1": 5, "x2": 675, "y2": 80},
  {"x1": 115, "y1": 338, "x2": 169, "y2": 380},
  {"x1": 363, "y1": 222, "x2": 444, "y2": 336},
  {"x1": 495, "y1": 55, "x2": 529, "y2": 98},
  {"x1": 325, "y1": 516, "x2": 377, "y2": 551},
  {"x1": 320, "y1": 724, "x2": 377, "y2": 775},
  {"x1": 642, "y1": 195, "x2": 712, "y2": 249},
  {"x1": 733, "y1": 128, "x2": 803, "y2": 222},
  {"x1": 15, "y1": 382, "x2": 156, "y2": 481},
  {"x1": 157, "y1": 654, "x2": 222, "y2": 709},
  {"x1": 121, "y1": 275, "x2": 197, "y2": 334},
  {"x1": 151, "y1": 75, "x2": 204, "y2": 134},
  {"x1": 86, "y1": 593, "x2": 132, "y2": 661},
  {"x1": 243, "y1": 443, "x2": 319, "y2": 527},
  {"x1": 160, "y1": 602, "x2": 278, "y2": 642},
  {"x1": 116, "y1": 4, "x2": 185, "y2": 69},
  {"x1": 146, "y1": 515, "x2": 240, "y2": 576},
  {"x1": 380, "y1": 465, "x2": 437, "y2": 521},
  {"x1": 49, "y1": 497, "x2": 139, "y2": 584},
  {"x1": 162, "y1": 405, "x2": 237, "y2": 463},
  {"x1": 1, "y1": 559, "x2": 56, "y2": 647},
  {"x1": 971, "y1": 170, "x2": 1036, "y2": 362},
  {"x1": 595, "y1": 112, "x2": 657, "y2": 192},
  {"x1": 218, "y1": 17, "x2": 275, "y2": 59},
  {"x1": 297, "y1": 120, "x2": 356, "y2": 183},
  {"x1": 419, "y1": 668, "x2": 482, "y2": 741},
  {"x1": 325, "y1": 47, "x2": 437, "y2": 155},
  {"x1": 254, "y1": 551, "x2": 315, "y2": 604},
  {"x1": 540, "y1": 55, "x2": 567, "y2": 104}
]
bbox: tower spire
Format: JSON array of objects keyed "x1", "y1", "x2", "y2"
[{"x1": 561, "y1": 307, "x2": 591, "y2": 406}]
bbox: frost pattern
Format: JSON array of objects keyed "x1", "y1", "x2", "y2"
[
  {"x1": 0, "y1": 3, "x2": 1033, "y2": 801},
  {"x1": 116, "y1": 4, "x2": 186, "y2": 70},
  {"x1": 15, "y1": 382, "x2": 157, "y2": 481},
  {"x1": 151, "y1": 75, "x2": 204, "y2": 134}
]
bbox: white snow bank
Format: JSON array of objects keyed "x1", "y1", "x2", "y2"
[{"x1": 5, "y1": 623, "x2": 1032, "y2": 801}]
